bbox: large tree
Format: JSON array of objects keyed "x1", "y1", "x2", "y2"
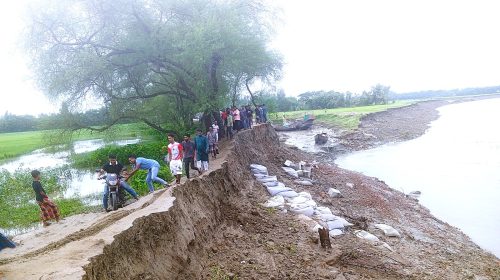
[{"x1": 24, "y1": 0, "x2": 282, "y2": 133}]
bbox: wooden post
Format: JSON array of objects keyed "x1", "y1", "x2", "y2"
[{"x1": 318, "y1": 227, "x2": 331, "y2": 249}]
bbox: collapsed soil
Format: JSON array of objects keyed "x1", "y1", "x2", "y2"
[{"x1": 1, "y1": 103, "x2": 499, "y2": 279}]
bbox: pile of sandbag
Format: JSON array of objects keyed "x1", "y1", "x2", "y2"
[{"x1": 251, "y1": 163, "x2": 354, "y2": 238}]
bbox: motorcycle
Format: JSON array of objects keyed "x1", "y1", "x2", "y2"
[{"x1": 98, "y1": 173, "x2": 126, "y2": 211}]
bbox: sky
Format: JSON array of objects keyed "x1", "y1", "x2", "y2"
[{"x1": 1, "y1": 0, "x2": 500, "y2": 116}]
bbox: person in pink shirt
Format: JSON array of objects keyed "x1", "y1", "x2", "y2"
[{"x1": 232, "y1": 106, "x2": 242, "y2": 132}]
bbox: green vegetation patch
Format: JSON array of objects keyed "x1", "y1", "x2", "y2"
[
  {"x1": 271, "y1": 101, "x2": 413, "y2": 131},
  {"x1": 0, "y1": 123, "x2": 158, "y2": 162},
  {"x1": 0, "y1": 168, "x2": 95, "y2": 229}
]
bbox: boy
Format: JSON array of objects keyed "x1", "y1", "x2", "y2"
[{"x1": 31, "y1": 170, "x2": 60, "y2": 227}]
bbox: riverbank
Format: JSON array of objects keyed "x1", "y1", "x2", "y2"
[
  {"x1": 1, "y1": 124, "x2": 498, "y2": 279},
  {"x1": 337, "y1": 95, "x2": 500, "y2": 152}
]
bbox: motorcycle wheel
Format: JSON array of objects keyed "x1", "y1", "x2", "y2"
[{"x1": 111, "y1": 192, "x2": 118, "y2": 211}]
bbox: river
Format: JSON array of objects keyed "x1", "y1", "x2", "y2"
[{"x1": 335, "y1": 98, "x2": 500, "y2": 258}]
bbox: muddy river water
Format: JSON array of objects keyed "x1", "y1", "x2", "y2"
[{"x1": 335, "y1": 98, "x2": 500, "y2": 258}]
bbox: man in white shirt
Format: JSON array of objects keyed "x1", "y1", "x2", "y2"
[{"x1": 167, "y1": 133, "x2": 183, "y2": 185}]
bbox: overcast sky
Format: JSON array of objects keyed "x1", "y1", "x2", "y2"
[{"x1": 1, "y1": 0, "x2": 500, "y2": 116}]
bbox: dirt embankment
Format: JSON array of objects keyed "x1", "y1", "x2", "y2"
[{"x1": 1, "y1": 124, "x2": 499, "y2": 279}]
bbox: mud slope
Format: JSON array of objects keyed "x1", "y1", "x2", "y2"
[
  {"x1": 82, "y1": 124, "x2": 499, "y2": 280},
  {"x1": 82, "y1": 126, "x2": 282, "y2": 279}
]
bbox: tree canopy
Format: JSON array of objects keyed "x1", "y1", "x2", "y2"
[{"x1": 24, "y1": 0, "x2": 282, "y2": 133}]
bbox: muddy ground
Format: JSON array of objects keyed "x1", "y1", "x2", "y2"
[{"x1": 1, "y1": 101, "x2": 499, "y2": 279}]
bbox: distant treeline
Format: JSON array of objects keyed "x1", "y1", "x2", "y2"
[{"x1": 0, "y1": 108, "x2": 120, "y2": 133}]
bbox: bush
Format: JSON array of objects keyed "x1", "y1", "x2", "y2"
[{"x1": 72, "y1": 141, "x2": 167, "y2": 169}]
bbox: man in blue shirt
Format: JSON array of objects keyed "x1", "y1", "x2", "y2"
[{"x1": 126, "y1": 155, "x2": 169, "y2": 193}]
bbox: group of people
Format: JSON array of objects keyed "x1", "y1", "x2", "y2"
[
  {"x1": 29, "y1": 105, "x2": 266, "y2": 225},
  {"x1": 214, "y1": 104, "x2": 268, "y2": 140}
]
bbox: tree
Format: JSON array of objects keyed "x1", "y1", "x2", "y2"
[{"x1": 24, "y1": 0, "x2": 282, "y2": 133}]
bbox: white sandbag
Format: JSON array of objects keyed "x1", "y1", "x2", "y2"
[
  {"x1": 288, "y1": 196, "x2": 309, "y2": 205},
  {"x1": 251, "y1": 168, "x2": 268, "y2": 175},
  {"x1": 336, "y1": 217, "x2": 353, "y2": 227},
  {"x1": 329, "y1": 229, "x2": 344, "y2": 237},
  {"x1": 266, "y1": 186, "x2": 292, "y2": 196},
  {"x1": 284, "y1": 160, "x2": 295, "y2": 167},
  {"x1": 290, "y1": 205, "x2": 314, "y2": 216},
  {"x1": 294, "y1": 179, "x2": 313, "y2": 186},
  {"x1": 320, "y1": 213, "x2": 338, "y2": 222},
  {"x1": 312, "y1": 224, "x2": 324, "y2": 233},
  {"x1": 354, "y1": 230, "x2": 379, "y2": 243},
  {"x1": 327, "y1": 219, "x2": 345, "y2": 230},
  {"x1": 303, "y1": 199, "x2": 317, "y2": 208},
  {"x1": 250, "y1": 164, "x2": 267, "y2": 171},
  {"x1": 298, "y1": 192, "x2": 312, "y2": 200},
  {"x1": 279, "y1": 190, "x2": 299, "y2": 198},
  {"x1": 374, "y1": 224, "x2": 401, "y2": 238},
  {"x1": 253, "y1": 173, "x2": 267, "y2": 178},
  {"x1": 262, "y1": 181, "x2": 279, "y2": 187},
  {"x1": 282, "y1": 167, "x2": 299, "y2": 178},
  {"x1": 314, "y1": 206, "x2": 332, "y2": 215},
  {"x1": 328, "y1": 188, "x2": 342, "y2": 197},
  {"x1": 256, "y1": 176, "x2": 277, "y2": 183},
  {"x1": 263, "y1": 195, "x2": 285, "y2": 208}
]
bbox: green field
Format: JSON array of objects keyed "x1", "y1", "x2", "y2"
[
  {"x1": 0, "y1": 123, "x2": 159, "y2": 162},
  {"x1": 270, "y1": 101, "x2": 414, "y2": 131}
]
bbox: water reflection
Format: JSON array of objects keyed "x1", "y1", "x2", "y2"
[
  {"x1": 336, "y1": 98, "x2": 500, "y2": 258},
  {"x1": 0, "y1": 138, "x2": 140, "y2": 201}
]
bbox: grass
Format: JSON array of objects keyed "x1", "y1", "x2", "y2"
[
  {"x1": 269, "y1": 101, "x2": 414, "y2": 131},
  {"x1": 0, "y1": 123, "x2": 159, "y2": 162}
]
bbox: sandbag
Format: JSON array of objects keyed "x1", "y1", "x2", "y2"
[
  {"x1": 329, "y1": 229, "x2": 344, "y2": 237},
  {"x1": 314, "y1": 206, "x2": 332, "y2": 215},
  {"x1": 328, "y1": 188, "x2": 342, "y2": 197},
  {"x1": 298, "y1": 192, "x2": 312, "y2": 200},
  {"x1": 354, "y1": 230, "x2": 379, "y2": 243},
  {"x1": 253, "y1": 173, "x2": 267, "y2": 178},
  {"x1": 263, "y1": 195, "x2": 285, "y2": 208},
  {"x1": 320, "y1": 213, "x2": 337, "y2": 222},
  {"x1": 288, "y1": 196, "x2": 309, "y2": 205},
  {"x1": 290, "y1": 204, "x2": 314, "y2": 216},
  {"x1": 374, "y1": 224, "x2": 401, "y2": 238},
  {"x1": 327, "y1": 219, "x2": 345, "y2": 230},
  {"x1": 251, "y1": 168, "x2": 268, "y2": 175},
  {"x1": 303, "y1": 199, "x2": 317, "y2": 208},
  {"x1": 256, "y1": 176, "x2": 277, "y2": 183},
  {"x1": 294, "y1": 179, "x2": 313, "y2": 186},
  {"x1": 262, "y1": 181, "x2": 279, "y2": 187},
  {"x1": 279, "y1": 190, "x2": 299, "y2": 198},
  {"x1": 266, "y1": 186, "x2": 292, "y2": 196},
  {"x1": 282, "y1": 167, "x2": 299, "y2": 178},
  {"x1": 250, "y1": 164, "x2": 267, "y2": 171}
]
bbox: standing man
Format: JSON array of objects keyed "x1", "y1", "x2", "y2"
[
  {"x1": 98, "y1": 154, "x2": 139, "y2": 211},
  {"x1": 181, "y1": 134, "x2": 200, "y2": 179},
  {"x1": 232, "y1": 106, "x2": 241, "y2": 132},
  {"x1": 126, "y1": 155, "x2": 169, "y2": 193},
  {"x1": 207, "y1": 126, "x2": 218, "y2": 159},
  {"x1": 194, "y1": 129, "x2": 209, "y2": 173},
  {"x1": 167, "y1": 133, "x2": 183, "y2": 185}
]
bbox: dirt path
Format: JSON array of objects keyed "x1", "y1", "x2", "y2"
[{"x1": 0, "y1": 141, "x2": 232, "y2": 279}]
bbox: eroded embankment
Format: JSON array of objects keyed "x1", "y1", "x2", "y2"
[
  {"x1": 82, "y1": 125, "x2": 281, "y2": 279},
  {"x1": 82, "y1": 124, "x2": 500, "y2": 280}
]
